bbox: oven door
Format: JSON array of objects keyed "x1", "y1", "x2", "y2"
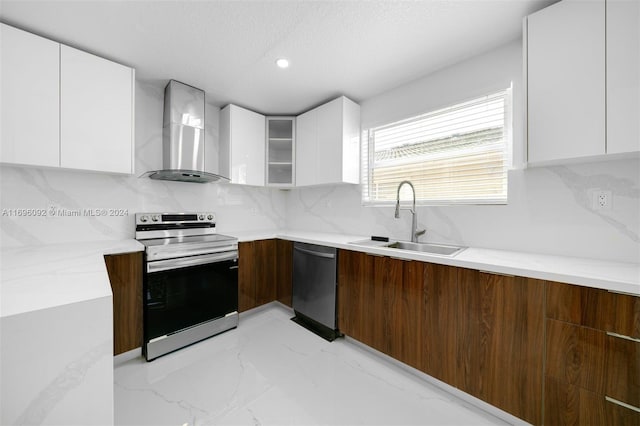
[{"x1": 143, "y1": 250, "x2": 238, "y2": 358}]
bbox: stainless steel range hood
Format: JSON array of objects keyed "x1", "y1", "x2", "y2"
[{"x1": 146, "y1": 80, "x2": 228, "y2": 183}]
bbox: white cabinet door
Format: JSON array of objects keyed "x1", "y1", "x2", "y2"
[
  {"x1": 60, "y1": 45, "x2": 134, "y2": 174},
  {"x1": 527, "y1": 0, "x2": 605, "y2": 164},
  {"x1": 295, "y1": 96, "x2": 360, "y2": 187},
  {"x1": 606, "y1": 0, "x2": 640, "y2": 154},
  {"x1": 341, "y1": 98, "x2": 361, "y2": 184},
  {"x1": 1, "y1": 24, "x2": 60, "y2": 167},
  {"x1": 316, "y1": 98, "x2": 344, "y2": 185},
  {"x1": 220, "y1": 105, "x2": 265, "y2": 186},
  {"x1": 295, "y1": 109, "x2": 317, "y2": 186}
]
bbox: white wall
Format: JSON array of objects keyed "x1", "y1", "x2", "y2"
[
  {"x1": 0, "y1": 80, "x2": 286, "y2": 247},
  {"x1": 285, "y1": 40, "x2": 640, "y2": 263}
]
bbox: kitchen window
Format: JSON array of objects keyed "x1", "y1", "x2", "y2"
[{"x1": 362, "y1": 88, "x2": 512, "y2": 205}]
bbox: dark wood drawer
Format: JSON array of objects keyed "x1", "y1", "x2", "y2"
[
  {"x1": 545, "y1": 377, "x2": 640, "y2": 426},
  {"x1": 545, "y1": 318, "x2": 640, "y2": 419},
  {"x1": 547, "y1": 281, "x2": 639, "y2": 338},
  {"x1": 605, "y1": 333, "x2": 640, "y2": 409}
]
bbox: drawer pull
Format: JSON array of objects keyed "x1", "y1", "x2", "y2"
[
  {"x1": 607, "y1": 289, "x2": 640, "y2": 297},
  {"x1": 479, "y1": 270, "x2": 515, "y2": 278},
  {"x1": 606, "y1": 331, "x2": 640, "y2": 343},
  {"x1": 605, "y1": 396, "x2": 640, "y2": 413}
]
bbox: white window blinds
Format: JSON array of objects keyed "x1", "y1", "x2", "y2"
[{"x1": 362, "y1": 89, "x2": 511, "y2": 205}]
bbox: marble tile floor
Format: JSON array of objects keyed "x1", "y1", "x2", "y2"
[{"x1": 114, "y1": 304, "x2": 511, "y2": 426}]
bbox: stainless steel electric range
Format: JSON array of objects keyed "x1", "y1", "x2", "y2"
[{"x1": 135, "y1": 212, "x2": 238, "y2": 361}]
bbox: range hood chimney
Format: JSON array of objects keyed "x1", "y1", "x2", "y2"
[{"x1": 146, "y1": 80, "x2": 228, "y2": 183}]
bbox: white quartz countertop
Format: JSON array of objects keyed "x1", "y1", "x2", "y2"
[
  {"x1": 232, "y1": 230, "x2": 640, "y2": 295},
  {"x1": 2, "y1": 231, "x2": 637, "y2": 319},
  {"x1": 0, "y1": 239, "x2": 143, "y2": 318}
]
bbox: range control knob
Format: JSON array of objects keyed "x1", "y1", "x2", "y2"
[
  {"x1": 140, "y1": 215, "x2": 148, "y2": 223},
  {"x1": 207, "y1": 214, "x2": 214, "y2": 221},
  {"x1": 151, "y1": 215, "x2": 160, "y2": 222},
  {"x1": 198, "y1": 214, "x2": 205, "y2": 220}
]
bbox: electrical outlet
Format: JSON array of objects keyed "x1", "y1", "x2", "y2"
[{"x1": 592, "y1": 190, "x2": 612, "y2": 211}]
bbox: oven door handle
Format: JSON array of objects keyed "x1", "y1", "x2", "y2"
[{"x1": 147, "y1": 251, "x2": 238, "y2": 273}]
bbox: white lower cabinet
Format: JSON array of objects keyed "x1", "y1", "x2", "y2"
[
  {"x1": 296, "y1": 96, "x2": 360, "y2": 186},
  {"x1": 1, "y1": 24, "x2": 60, "y2": 168},
  {"x1": 0, "y1": 24, "x2": 135, "y2": 175},
  {"x1": 60, "y1": 45, "x2": 134, "y2": 174}
]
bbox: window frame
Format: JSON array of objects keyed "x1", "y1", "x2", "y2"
[{"x1": 361, "y1": 88, "x2": 513, "y2": 207}]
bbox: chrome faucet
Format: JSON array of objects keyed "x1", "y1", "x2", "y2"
[{"x1": 394, "y1": 180, "x2": 426, "y2": 243}]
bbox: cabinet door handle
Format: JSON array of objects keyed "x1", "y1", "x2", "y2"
[
  {"x1": 606, "y1": 331, "x2": 640, "y2": 343},
  {"x1": 605, "y1": 396, "x2": 640, "y2": 413},
  {"x1": 294, "y1": 246, "x2": 335, "y2": 259}
]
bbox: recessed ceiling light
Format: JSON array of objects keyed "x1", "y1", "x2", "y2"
[{"x1": 276, "y1": 58, "x2": 290, "y2": 69}]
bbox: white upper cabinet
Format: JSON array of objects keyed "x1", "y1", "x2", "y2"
[
  {"x1": 526, "y1": 0, "x2": 606, "y2": 164},
  {"x1": 1, "y1": 24, "x2": 60, "y2": 168},
  {"x1": 296, "y1": 96, "x2": 360, "y2": 186},
  {"x1": 0, "y1": 24, "x2": 135, "y2": 174},
  {"x1": 60, "y1": 45, "x2": 134, "y2": 174},
  {"x1": 266, "y1": 117, "x2": 295, "y2": 187},
  {"x1": 295, "y1": 109, "x2": 316, "y2": 187},
  {"x1": 219, "y1": 104, "x2": 266, "y2": 186},
  {"x1": 606, "y1": 0, "x2": 640, "y2": 154},
  {"x1": 526, "y1": 0, "x2": 639, "y2": 165}
]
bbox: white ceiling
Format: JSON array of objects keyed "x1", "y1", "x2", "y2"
[{"x1": 0, "y1": 0, "x2": 556, "y2": 115}]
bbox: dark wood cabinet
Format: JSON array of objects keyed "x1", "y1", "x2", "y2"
[
  {"x1": 238, "y1": 239, "x2": 293, "y2": 312},
  {"x1": 254, "y1": 239, "x2": 277, "y2": 306},
  {"x1": 238, "y1": 240, "x2": 276, "y2": 312},
  {"x1": 104, "y1": 251, "x2": 143, "y2": 355},
  {"x1": 337, "y1": 250, "x2": 638, "y2": 426},
  {"x1": 387, "y1": 260, "x2": 423, "y2": 370},
  {"x1": 337, "y1": 250, "x2": 375, "y2": 344},
  {"x1": 457, "y1": 270, "x2": 544, "y2": 425},
  {"x1": 422, "y1": 263, "x2": 458, "y2": 386},
  {"x1": 238, "y1": 241, "x2": 256, "y2": 312},
  {"x1": 370, "y1": 255, "x2": 402, "y2": 354},
  {"x1": 276, "y1": 239, "x2": 293, "y2": 307},
  {"x1": 545, "y1": 319, "x2": 606, "y2": 394},
  {"x1": 545, "y1": 281, "x2": 640, "y2": 425}
]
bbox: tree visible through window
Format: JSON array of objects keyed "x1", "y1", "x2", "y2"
[{"x1": 362, "y1": 89, "x2": 512, "y2": 205}]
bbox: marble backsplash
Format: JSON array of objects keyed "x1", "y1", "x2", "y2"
[
  {"x1": 0, "y1": 166, "x2": 286, "y2": 247},
  {"x1": 285, "y1": 158, "x2": 640, "y2": 264}
]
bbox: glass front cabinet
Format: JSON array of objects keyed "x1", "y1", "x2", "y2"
[{"x1": 266, "y1": 117, "x2": 295, "y2": 187}]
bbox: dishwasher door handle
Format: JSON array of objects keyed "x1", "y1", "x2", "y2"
[{"x1": 294, "y1": 246, "x2": 336, "y2": 259}]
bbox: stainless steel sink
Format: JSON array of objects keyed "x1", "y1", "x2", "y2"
[
  {"x1": 385, "y1": 241, "x2": 466, "y2": 256},
  {"x1": 348, "y1": 239, "x2": 466, "y2": 257}
]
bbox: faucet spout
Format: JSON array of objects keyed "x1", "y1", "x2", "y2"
[{"x1": 394, "y1": 180, "x2": 425, "y2": 242}]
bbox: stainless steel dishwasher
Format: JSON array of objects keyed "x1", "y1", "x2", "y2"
[{"x1": 292, "y1": 242, "x2": 340, "y2": 341}]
